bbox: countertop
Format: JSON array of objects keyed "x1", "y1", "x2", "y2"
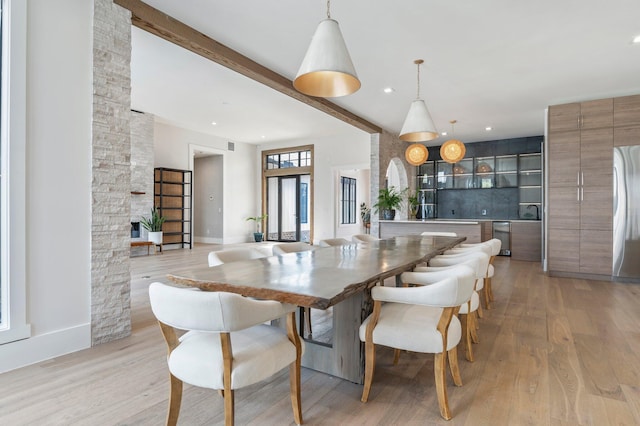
[{"x1": 379, "y1": 219, "x2": 541, "y2": 224}]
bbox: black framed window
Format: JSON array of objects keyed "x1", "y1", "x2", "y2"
[{"x1": 340, "y1": 177, "x2": 356, "y2": 224}]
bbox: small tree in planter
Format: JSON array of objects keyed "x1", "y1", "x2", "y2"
[
  {"x1": 140, "y1": 207, "x2": 166, "y2": 245},
  {"x1": 373, "y1": 187, "x2": 402, "y2": 220},
  {"x1": 246, "y1": 214, "x2": 268, "y2": 242}
]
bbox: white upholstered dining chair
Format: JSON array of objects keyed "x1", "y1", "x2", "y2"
[
  {"x1": 318, "y1": 238, "x2": 350, "y2": 247},
  {"x1": 351, "y1": 234, "x2": 379, "y2": 243},
  {"x1": 359, "y1": 265, "x2": 475, "y2": 420},
  {"x1": 415, "y1": 251, "x2": 490, "y2": 362},
  {"x1": 272, "y1": 242, "x2": 316, "y2": 336},
  {"x1": 148, "y1": 282, "x2": 304, "y2": 426},
  {"x1": 445, "y1": 238, "x2": 502, "y2": 308},
  {"x1": 207, "y1": 247, "x2": 266, "y2": 267},
  {"x1": 272, "y1": 242, "x2": 315, "y2": 256}
]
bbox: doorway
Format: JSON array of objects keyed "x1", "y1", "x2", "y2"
[{"x1": 266, "y1": 175, "x2": 311, "y2": 242}]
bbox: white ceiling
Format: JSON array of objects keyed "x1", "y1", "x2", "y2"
[{"x1": 131, "y1": 0, "x2": 640, "y2": 146}]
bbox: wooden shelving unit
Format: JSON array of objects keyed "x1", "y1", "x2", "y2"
[{"x1": 154, "y1": 167, "x2": 192, "y2": 249}]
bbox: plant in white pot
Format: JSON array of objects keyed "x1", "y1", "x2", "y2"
[
  {"x1": 246, "y1": 214, "x2": 268, "y2": 242},
  {"x1": 140, "y1": 207, "x2": 166, "y2": 245}
]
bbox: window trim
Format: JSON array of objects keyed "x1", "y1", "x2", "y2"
[
  {"x1": 340, "y1": 176, "x2": 357, "y2": 225},
  {"x1": 0, "y1": 0, "x2": 30, "y2": 343}
]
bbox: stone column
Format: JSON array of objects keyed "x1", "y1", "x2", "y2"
[{"x1": 91, "y1": 0, "x2": 132, "y2": 344}]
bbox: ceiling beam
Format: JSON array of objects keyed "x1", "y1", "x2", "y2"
[{"x1": 113, "y1": 0, "x2": 383, "y2": 134}]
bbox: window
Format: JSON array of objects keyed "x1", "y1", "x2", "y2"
[
  {"x1": 266, "y1": 149, "x2": 312, "y2": 170},
  {"x1": 340, "y1": 176, "x2": 356, "y2": 224},
  {"x1": 263, "y1": 145, "x2": 314, "y2": 243},
  {"x1": 1, "y1": 0, "x2": 29, "y2": 343}
]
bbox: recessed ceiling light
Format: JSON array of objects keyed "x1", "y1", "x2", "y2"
[
  {"x1": 211, "y1": 121, "x2": 217, "y2": 126},
  {"x1": 383, "y1": 87, "x2": 395, "y2": 94},
  {"x1": 633, "y1": 35, "x2": 640, "y2": 44},
  {"x1": 441, "y1": 131, "x2": 448, "y2": 136},
  {"x1": 485, "y1": 126, "x2": 493, "y2": 131},
  {"x1": 261, "y1": 135, "x2": 266, "y2": 139}
]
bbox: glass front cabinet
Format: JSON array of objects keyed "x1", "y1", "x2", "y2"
[
  {"x1": 518, "y1": 153, "x2": 542, "y2": 219},
  {"x1": 414, "y1": 152, "x2": 542, "y2": 220},
  {"x1": 416, "y1": 161, "x2": 436, "y2": 219}
]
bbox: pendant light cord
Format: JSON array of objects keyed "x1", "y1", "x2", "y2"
[
  {"x1": 327, "y1": 0, "x2": 331, "y2": 18},
  {"x1": 414, "y1": 59, "x2": 424, "y2": 100},
  {"x1": 416, "y1": 63, "x2": 420, "y2": 99}
]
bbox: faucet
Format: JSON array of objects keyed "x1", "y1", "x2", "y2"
[{"x1": 526, "y1": 204, "x2": 540, "y2": 220}]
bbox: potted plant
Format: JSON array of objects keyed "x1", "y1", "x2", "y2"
[
  {"x1": 140, "y1": 207, "x2": 166, "y2": 245},
  {"x1": 246, "y1": 214, "x2": 268, "y2": 242},
  {"x1": 360, "y1": 202, "x2": 371, "y2": 228},
  {"x1": 373, "y1": 187, "x2": 402, "y2": 220},
  {"x1": 405, "y1": 189, "x2": 420, "y2": 219}
]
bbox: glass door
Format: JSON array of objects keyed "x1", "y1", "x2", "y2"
[{"x1": 267, "y1": 175, "x2": 311, "y2": 242}]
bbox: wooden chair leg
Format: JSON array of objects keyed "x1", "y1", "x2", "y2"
[
  {"x1": 434, "y1": 352, "x2": 452, "y2": 420},
  {"x1": 460, "y1": 313, "x2": 474, "y2": 362},
  {"x1": 476, "y1": 299, "x2": 484, "y2": 318},
  {"x1": 223, "y1": 389, "x2": 234, "y2": 426},
  {"x1": 361, "y1": 341, "x2": 376, "y2": 402},
  {"x1": 483, "y1": 287, "x2": 492, "y2": 310},
  {"x1": 393, "y1": 349, "x2": 401, "y2": 365},
  {"x1": 448, "y1": 347, "x2": 462, "y2": 386},
  {"x1": 470, "y1": 312, "x2": 480, "y2": 344},
  {"x1": 289, "y1": 362, "x2": 303, "y2": 425},
  {"x1": 486, "y1": 276, "x2": 495, "y2": 301},
  {"x1": 166, "y1": 374, "x2": 183, "y2": 426}
]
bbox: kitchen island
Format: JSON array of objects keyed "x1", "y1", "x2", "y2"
[
  {"x1": 380, "y1": 219, "x2": 542, "y2": 261},
  {"x1": 379, "y1": 219, "x2": 483, "y2": 242}
]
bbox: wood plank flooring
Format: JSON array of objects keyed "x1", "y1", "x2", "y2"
[{"x1": 1, "y1": 243, "x2": 640, "y2": 425}]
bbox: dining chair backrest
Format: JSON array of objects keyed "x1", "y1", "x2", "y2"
[
  {"x1": 398, "y1": 264, "x2": 476, "y2": 307},
  {"x1": 208, "y1": 247, "x2": 266, "y2": 267},
  {"x1": 429, "y1": 251, "x2": 490, "y2": 281},
  {"x1": 319, "y1": 238, "x2": 350, "y2": 247},
  {"x1": 352, "y1": 234, "x2": 379, "y2": 243},
  {"x1": 149, "y1": 282, "x2": 296, "y2": 332},
  {"x1": 272, "y1": 242, "x2": 315, "y2": 255}
]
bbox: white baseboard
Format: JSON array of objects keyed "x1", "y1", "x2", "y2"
[
  {"x1": 194, "y1": 236, "x2": 253, "y2": 245},
  {"x1": 194, "y1": 236, "x2": 223, "y2": 244},
  {"x1": 0, "y1": 323, "x2": 91, "y2": 373}
]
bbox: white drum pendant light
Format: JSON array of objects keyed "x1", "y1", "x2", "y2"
[
  {"x1": 294, "y1": 1, "x2": 360, "y2": 98},
  {"x1": 440, "y1": 120, "x2": 466, "y2": 163},
  {"x1": 399, "y1": 59, "x2": 438, "y2": 142}
]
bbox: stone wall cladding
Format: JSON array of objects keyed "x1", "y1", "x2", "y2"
[
  {"x1": 91, "y1": 0, "x2": 132, "y2": 345},
  {"x1": 130, "y1": 111, "x2": 154, "y2": 254},
  {"x1": 370, "y1": 130, "x2": 413, "y2": 237}
]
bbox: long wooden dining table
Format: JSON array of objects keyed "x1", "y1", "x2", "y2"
[{"x1": 167, "y1": 235, "x2": 464, "y2": 383}]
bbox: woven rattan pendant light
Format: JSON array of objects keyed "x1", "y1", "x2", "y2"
[{"x1": 440, "y1": 120, "x2": 466, "y2": 163}]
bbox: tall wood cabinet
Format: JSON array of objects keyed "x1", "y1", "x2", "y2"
[
  {"x1": 614, "y1": 95, "x2": 640, "y2": 146},
  {"x1": 547, "y1": 99, "x2": 613, "y2": 275},
  {"x1": 154, "y1": 167, "x2": 192, "y2": 249}
]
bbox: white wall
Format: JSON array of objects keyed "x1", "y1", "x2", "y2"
[
  {"x1": 259, "y1": 128, "x2": 370, "y2": 244},
  {"x1": 1, "y1": 0, "x2": 93, "y2": 372},
  {"x1": 154, "y1": 121, "x2": 258, "y2": 243}
]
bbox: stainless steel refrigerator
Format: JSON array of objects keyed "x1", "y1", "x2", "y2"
[{"x1": 613, "y1": 146, "x2": 640, "y2": 279}]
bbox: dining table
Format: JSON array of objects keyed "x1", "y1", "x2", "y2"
[{"x1": 167, "y1": 234, "x2": 464, "y2": 383}]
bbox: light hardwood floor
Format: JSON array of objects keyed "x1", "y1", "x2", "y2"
[{"x1": 1, "y1": 243, "x2": 640, "y2": 425}]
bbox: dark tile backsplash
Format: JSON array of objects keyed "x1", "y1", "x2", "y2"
[{"x1": 437, "y1": 188, "x2": 520, "y2": 220}]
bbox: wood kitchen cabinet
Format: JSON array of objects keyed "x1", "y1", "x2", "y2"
[
  {"x1": 511, "y1": 221, "x2": 541, "y2": 261},
  {"x1": 614, "y1": 94, "x2": 640, "y2": 146},
  {"x1": 547, "y1": 99, "x2": 613, "y2": 276}
]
